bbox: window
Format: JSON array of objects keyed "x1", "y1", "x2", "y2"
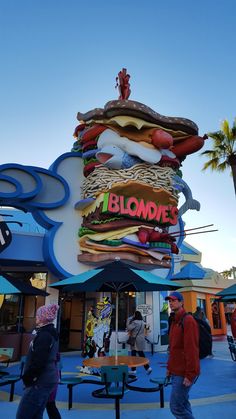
[
  {"x1": 111, "y1": 292, "x2": 146, "y2": 331},
  {"x1": 197, "y1": 298, "x2": 206, "y2": 314},
  {"x1": 0, "y1": 295, "x2": 20, "y2": 332},
  {"x1": 211, "y1": 299, "x2": 222, "y2": 329}
]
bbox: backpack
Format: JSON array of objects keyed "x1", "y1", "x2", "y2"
[{"x1": 180, "y1": 313, "x2": 212, "y2": 359}]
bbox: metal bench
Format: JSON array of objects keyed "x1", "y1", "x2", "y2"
[
  {"x1": 117, "y1": 335, "x2": 127, "y2": 350},
  {"x1": 145, "y1": 335, "x2": 160, "y2": 355},
  {"x1": 126, "y1": 375, "x2": 171, "y2": 408},
  {"x1": 0, "y1": 348, "x2": 14, "y2": 376},
  {"x1": 92, "y1": 365, "x2": 129, "y2": 419},
  {"x1": 0, "y1": 356, "x2": 26, "y2": 401},
  {"x1": 59, "y1": 358, "x2": 102, "y2": 409}
]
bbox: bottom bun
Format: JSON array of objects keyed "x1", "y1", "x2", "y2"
[{"x1": 77, "y1": 252, "x2": 171, "y2": 269}]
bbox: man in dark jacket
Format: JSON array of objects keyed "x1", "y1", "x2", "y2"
[
  {"x1": 165, "y1": 291, "x2": 200, "y2": 419},
  {"x1": 16, "y1": 303, "x2": 59, "y2": 419}
]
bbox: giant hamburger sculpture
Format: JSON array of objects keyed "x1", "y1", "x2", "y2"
[{"x1": 72, "y1": 69, "x2": 205, "y2": 268}]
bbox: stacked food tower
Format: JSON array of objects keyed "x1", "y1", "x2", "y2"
[{"x1": 72, "y1": 69, "x2": 205, "y2": 269}]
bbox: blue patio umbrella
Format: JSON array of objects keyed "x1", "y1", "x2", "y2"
[
  {"x1": 217, "y1": 295, "x2": 236, "y2": 302},
  {"x1": 0, "y1": 275, "x2": 49, "y2": 296},
  {"x1": 216, "y1": 283, "x2": 236, "y2": 298},
  {"x1": 51, "y1": 260, "x2": 181, "y2": 355},
  {"x1": 216, "y1": 283, "x2": 236, "y2": 302}
]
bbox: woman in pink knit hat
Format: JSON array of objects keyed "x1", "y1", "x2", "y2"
[{"x1": 16, "y1": 303, "x2": 60, "y2": 419}]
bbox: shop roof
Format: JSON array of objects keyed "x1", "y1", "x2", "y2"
[
  {"x1": 180, "y1": 242, "x2": 200, "y2": 255},
  {"x1": 172, "y1": 262, "x2": 206, "y2": 280}
]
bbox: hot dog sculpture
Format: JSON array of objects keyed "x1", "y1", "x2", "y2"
[{"x1": 73, "y1": 69, "x2": 205, "y2": 268}]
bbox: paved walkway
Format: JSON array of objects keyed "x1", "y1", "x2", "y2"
[{"x1": 0, "y1": 335, "x2": 235, "y2": 418}]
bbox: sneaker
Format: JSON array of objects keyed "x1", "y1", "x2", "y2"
[
  {"x1": 207, "y1": 353, "x2": 214, "y2": 358},
  {"x1": 146, "y1": 367, "x2": 152, "y2": 375}
]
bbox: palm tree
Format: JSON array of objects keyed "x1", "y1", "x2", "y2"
[
  {"x1": 220, "y1": 267, "x2": 236, "y2": 280},
  {"x1": 201, "y1": 118, "x2": 236, "y2": 196},
  {"x1": 220, "y1": 269, "x2": 233, "y2": 279}
]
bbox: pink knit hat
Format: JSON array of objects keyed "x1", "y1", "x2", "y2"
[{"x1": 36, "y1": 303, "x2": 59, "y2": 324}]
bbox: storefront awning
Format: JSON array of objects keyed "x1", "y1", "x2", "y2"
[{"x1": 0, "y1": 275, "x2": 48, "y2": 296}]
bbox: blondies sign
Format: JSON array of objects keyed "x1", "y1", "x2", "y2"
[{"x1": 102, "y1": 192, "x2": 178, "y2": 225}]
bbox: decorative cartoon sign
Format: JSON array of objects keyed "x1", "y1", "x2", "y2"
[
  {"x1": 0, "y1": 69, "x2": 205, "y2": 277},
  {"x1": 82, "y1": 297, "x2": 112, "y2": 358},
  {"x1": 74, "y1": 69, "x2": 205, "y2": 269},
  {"x1": 136, "y1": 304, "x2": 153, "y2": 316}
]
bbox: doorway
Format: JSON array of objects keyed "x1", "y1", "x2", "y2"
[{"x1": 59, "y1": 293, "x2": 85, "y2": 351}]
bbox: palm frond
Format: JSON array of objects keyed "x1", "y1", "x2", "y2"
[
  {"x1": 232, "y1": 126, "x2": 236, "y2": 138},
  {"x1": 232, "y1": 117, "x2": 236, "y2": 133},
  {"x1": 231, "y1": 118, "x2": 236, "y2": 138},
  {"x1": 202, "y1": 157, "x2": 220, "y2": 171},
  {"x1": 201, "y1": 148, "x2": 225, "y2": 159},
  {"x1": 221, "y1": 120, "x2": 231, "y2": 138},
  {"x1": 201, "y1": 149, "x2": 217, "y2": 157},
  {"x1": 207, "y1": 131, "x2": 225, "y2": 142},
  {"x1": 202, "y1": 118, "x2": 236, "y2": 185},
  {"x1": 217, "y1": 143, "x2": 228, "y2": 152},
  {"x1": 206, "y1": 135, "x2": 234, "y2": 154},
  {"x1": 217, "y1": 161, "x2": 228, "y2": 172}
]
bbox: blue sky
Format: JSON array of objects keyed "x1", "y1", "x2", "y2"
[{"x1": 0, "y1": 0, "x2": 235, "y2": 272}]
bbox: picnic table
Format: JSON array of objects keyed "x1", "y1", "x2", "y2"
[{"x1": 83, "y1": 355, "x2": 149, "y2": 368}]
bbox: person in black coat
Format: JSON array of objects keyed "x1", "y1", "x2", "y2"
[{"x1": 16, "y1": 303, "x2": 60, "y2": 419}]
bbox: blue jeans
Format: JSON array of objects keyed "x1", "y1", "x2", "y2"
[
  {"x1": 170, "y1": 375, "x2": 195, "y2": 419},
  {"x1": 16, "y1": 383, "x2": 55, "y2": 419}
]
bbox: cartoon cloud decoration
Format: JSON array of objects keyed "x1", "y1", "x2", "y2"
[
  {"x1": 73, "y1": 70, "x2": 205, "y2": 268},
  {"x1": 0, "y1": 164, "x2": 69, "y2": 213}
]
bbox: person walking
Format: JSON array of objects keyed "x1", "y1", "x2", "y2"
[
  {"x1": 193, "y1": 306, "x2": 210, "y2": 324},
  {"x1": 193, "y1": 306, "x2": 205, "y2": 320},
  {"x1": 165, "y1": 291, "x2": 200, "y2": 419},
  {"x1": 16, "y1": 303, "x2": 60, "y2": 419},
  {"x1": 126, "y1": 310, "x2": 152, "y2": 375}
]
